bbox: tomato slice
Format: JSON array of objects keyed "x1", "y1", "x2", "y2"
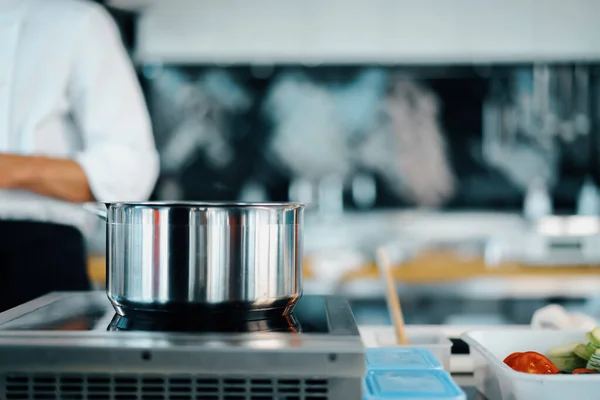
[
  {"x1": 503, "y1": 352, "x2": 523, "y2": 367},
  {"x1": 511, "y1": 352, "x2": 559, "y2": 374},
  {"x1": 573, "y1": 368, "x2": 598, "y2": 374}
]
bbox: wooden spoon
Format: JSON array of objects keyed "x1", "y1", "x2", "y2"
[{"x1": 376, "y1": 247, "x2": 410, "y2": 345}]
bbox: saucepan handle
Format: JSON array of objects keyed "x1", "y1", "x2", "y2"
[{"x1": 82, "y1": 202, "x2": 108, "y2": 220}]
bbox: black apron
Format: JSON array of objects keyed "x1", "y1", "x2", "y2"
[{"x1": 0, "y1": 220, "x2": 91, "y2": 313}]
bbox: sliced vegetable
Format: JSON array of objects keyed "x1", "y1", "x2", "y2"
[
  {"x1": 502, "y1": 326, "x2": 600, "y2": 375},
  {"x1": 548, "y1": 343, "x2": 581, "y2": 358},
  {"x1": 574, "y1": 343, "x2": 593, "y2": 361},
  {"x1": 573, "y1": 368, "x2": 598, "y2": 374},
  {"x1": 548, "y1": 341, "x2": 590, "y2": 371},
  {"x1": 586, "y1": 349, "x2": 600, "y2": 371},
  {"x1": 549, "y1": 355, "x2": 587, "y2": 372},
  {"x1": 587, "y1": 338, "x2": 600, "y2": 351},
  {"x1": 510, "y1": 352, "x2": 560, "y2": 375},
  {"x1": 586, "y1": 341, "x2": 598, "y2": 355},
  {"x1": 504, "y1": 352, "x2": 523, "y2": 367},
  {"x1": 589, "y1": 328, "x2": 600, "y2": 348}
]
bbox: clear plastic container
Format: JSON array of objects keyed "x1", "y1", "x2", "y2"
[
  {"x1": 366, "y1": 348, "x2": 443, "y2": 370},
  {"x1": 360, "y1": 326, "x2": 453, "y2": 371},
  {"x1": 462, "y1": 329, "x2": 600, "y2": 400},
  {"x1": 364, "y1": 369, "x2": 466, "y2": 400}
]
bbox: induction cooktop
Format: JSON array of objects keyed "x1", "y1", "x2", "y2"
[{"x1": 0, "y1": 292, "x2": 364, "y2": 400}]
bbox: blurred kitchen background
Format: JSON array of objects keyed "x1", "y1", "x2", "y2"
[{"x1": 88, "y1": 0, "x2": 600, "y2": 326}]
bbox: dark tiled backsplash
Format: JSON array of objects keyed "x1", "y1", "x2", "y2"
[{"x1": 142, "y1": 65, "x2": 598, "y2": 212}]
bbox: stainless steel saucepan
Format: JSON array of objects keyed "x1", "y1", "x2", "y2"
[{"x1": 84, "y1": 202, "x2": 304, "y2": 318}]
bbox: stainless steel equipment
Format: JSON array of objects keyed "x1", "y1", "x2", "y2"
[
  {"x1": 83, "y1": 202, "x2": 304, "y2": 318},
  {"x1": 0, "y1": 291, "x2": 364, "y2": 400}
]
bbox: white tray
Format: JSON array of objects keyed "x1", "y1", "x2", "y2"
[
  {"x1": 359, "y1": 325, "x2": 529, "y2": 373},
  {"x1": 462, "y1": 329, "x2": 600, "y2": 400},
  {"x1": 360, "y1": 326, "x2": 453, "y2": 370}
]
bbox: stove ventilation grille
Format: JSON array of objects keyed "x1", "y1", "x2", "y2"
[{"x1": 1, "y1": 373, "x2": 329, "y2": 400}]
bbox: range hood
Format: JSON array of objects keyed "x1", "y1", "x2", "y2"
[{"x1": 131, "y1": 0, "x2": 600, "y2": 64}]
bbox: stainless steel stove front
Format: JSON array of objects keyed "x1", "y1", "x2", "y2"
[{"x1": 0, "y1": 292, "x2": 365, "y2": 400}]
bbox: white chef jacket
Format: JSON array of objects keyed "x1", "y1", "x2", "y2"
[{"x1": 0, "y1": 0, "x2": 159, "y2": 234}]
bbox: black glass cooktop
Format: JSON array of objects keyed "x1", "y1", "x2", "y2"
[
  {"x1": 107, "y1": 311, "x2": 301, "y2": 333},
  {"x1": 0, "y1": 292, "x2": 358, "y2": 335}
]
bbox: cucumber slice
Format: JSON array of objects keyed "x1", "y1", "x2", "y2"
[
  {"x1": 589, "y1": 328, "x2": 600, "y2": 348},
  {"x1": 575, "y1": 343, "x2": 594, "y2": 361},
  {"x1": 586, "y1": 341, "x2": 598, "y2": 354},
  {"x1": 586, "y1": 332, "x2": 593, "y2": 342},
  {"x1": 586, "y1": 350, "x2": 600, "y2": 371},
  {"x1": 548, "y1": 342, "x2": 581, "y2": 358},
  {"x1": 586, "y1": 357, "x2": 600, "y2": 371},
  {"x1": 551, "y1": 355, "x2": 587, "y2": 372}
]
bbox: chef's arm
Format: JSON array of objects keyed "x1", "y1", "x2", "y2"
[
  {"x1": 0, "y1": 155, "x2": 93, "y2": 203},
  {"x1": 0, "y1": 5, "x2": 157, "y2": 203},
  {"x1": 0, "y1": 6, "x2": 157, "y2": 204},
  {"x1": 0, "y1": 6, "x2": 158, "y2": 203},
  {"x1": 69, "y1": 4, "x2": 159, "y2": 202}
]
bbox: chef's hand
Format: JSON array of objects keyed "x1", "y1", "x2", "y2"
[{"x1": 0, "y1": 154, "x2": 94, "y2": 203}]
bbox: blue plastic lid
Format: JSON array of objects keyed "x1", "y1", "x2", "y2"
[
  {"x1": 364, "y1": 370, "x2": 466, "y2": 400},
  {"x1": 366, "y1": 348, "x2": 443, "y2": 370}
]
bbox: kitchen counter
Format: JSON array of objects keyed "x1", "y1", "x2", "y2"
[
  {"x1": 340, "y1": 250, "x2": 600, "y2": 284},
  {"x1": 333, "y1": 250, "x2": 600, "y2": 299}
]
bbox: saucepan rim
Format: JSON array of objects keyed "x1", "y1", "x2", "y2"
[
  {"x1": 104, "y1": 201, "x2": 305, "y2": 209},
  {"x1": 82, "y1": 201, "x2": 304, "y2": 221}
]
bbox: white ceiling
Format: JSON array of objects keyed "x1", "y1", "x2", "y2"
[{"x1": 129, "y1": 0, "x2": 600, "y2": 64}]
